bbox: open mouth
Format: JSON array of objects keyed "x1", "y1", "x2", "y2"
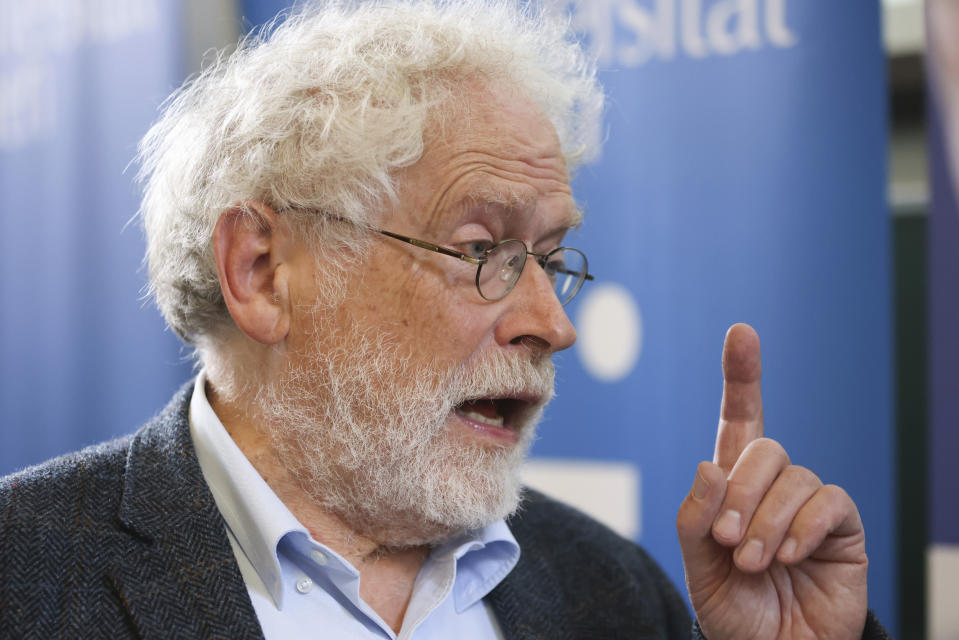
[{"x1": 453, "y1": 395, "x2": 540, "y2": 432}]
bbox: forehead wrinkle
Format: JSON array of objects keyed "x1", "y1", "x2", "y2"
[
  {"x1": 451, "y1": 176, "x2": 582, "y2": 228},
  {"x1": 410, "y1": 113, "x2": 578, "y2": 231}
]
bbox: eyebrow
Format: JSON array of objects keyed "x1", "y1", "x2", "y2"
[{"x1": 455, "y1": 185, "x2": 584, "y2": 229}]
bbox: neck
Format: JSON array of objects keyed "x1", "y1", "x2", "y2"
[{"x1": 207, "y1": 382, "x2": 428, "y2": 633}]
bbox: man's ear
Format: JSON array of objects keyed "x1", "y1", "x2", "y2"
[{"x1": 213, "y1": 201, "x2": 291, "y2": 345}]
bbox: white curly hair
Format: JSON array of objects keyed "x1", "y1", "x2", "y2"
[{"x1": 137, "y1": 0, "x2": 603, "y2": 346}]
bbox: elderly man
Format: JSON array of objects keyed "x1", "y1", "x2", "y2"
[{"x1": 0, "y1": 2, "x2": 888, "y2": 638}]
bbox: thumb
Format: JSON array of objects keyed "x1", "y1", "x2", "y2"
[{"x1": 676, "y1": 461, "x2": 729, "y2": 601}]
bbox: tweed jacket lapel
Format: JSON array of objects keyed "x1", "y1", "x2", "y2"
[
  {"x1": 485, "y1": 542, "x2": 666, "y2": 640},
  {"x1": 112, "y1": 384, "x2": 265, "y2": 640},
  {"x1": 485, "y1": 490, "x2": 688, "y2": 640}
]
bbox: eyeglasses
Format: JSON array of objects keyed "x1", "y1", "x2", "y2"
[{"x1": 368, "y1": 226, "x2": 594, "y2": 305}]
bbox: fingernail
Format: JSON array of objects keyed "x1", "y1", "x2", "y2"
[
  {"x1": 779, "y1": 537, "x2": 797, "y2": 561},
  {"x1": 692, "y1": 473, "x2": 709, "y2": 499},
  {"x1": 714, "y1": 510, "x2": 741, "y2": 540},
  {"x1": 739, "y1": 539, "x2": 764, "y2": 567}
]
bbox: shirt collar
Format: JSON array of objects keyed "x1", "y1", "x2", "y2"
[
  {"x1": 189, "y1": 372, "x2": 307, "y2": 608},
  {"x1": 188, "y1": 371, "x2": 520, "y2": 613},
  {"x1": 438, "y1": 520, "x2": 521, "y2": 612}
]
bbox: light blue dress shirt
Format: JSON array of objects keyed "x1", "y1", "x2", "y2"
[{"x1": 188, "y1": 373, "x2": 520, "y2": 639}]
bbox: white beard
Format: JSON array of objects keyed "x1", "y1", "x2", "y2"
[{"x1": 255, "y1": 315, "x2": 555, "y2": 549}]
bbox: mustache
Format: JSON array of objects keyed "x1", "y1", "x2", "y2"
[{"x1": 447, "y1": 350, "x2": 556, "y2": 408}]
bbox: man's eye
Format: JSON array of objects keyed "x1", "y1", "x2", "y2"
[{"x1": 463, "y1": 240, "x2": 494, "y2": 258}]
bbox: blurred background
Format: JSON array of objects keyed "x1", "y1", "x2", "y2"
[{"x1": 0, "y1": 1, "x2": 954, "y2": 637}]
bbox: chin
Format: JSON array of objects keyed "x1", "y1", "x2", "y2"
[{"x1": 341, "y1": 439, "x2": 530, "y2": 549}]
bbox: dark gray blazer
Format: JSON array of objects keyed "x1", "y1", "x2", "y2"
[{"x1": 0, "y1": 385, "x2": 889, "y2": 639}]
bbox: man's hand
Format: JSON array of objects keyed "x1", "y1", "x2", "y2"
[{"x1": 676, "y1": 324, "x2": 869, "y2": 639}]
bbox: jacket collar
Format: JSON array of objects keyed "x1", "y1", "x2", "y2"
[{"x1": 112, "y1": 382, "x2": 265, "y2": 640}]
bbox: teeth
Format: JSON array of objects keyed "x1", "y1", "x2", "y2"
[{"x1": 457, "y1": 409, "x2": 504, "y2": 427}]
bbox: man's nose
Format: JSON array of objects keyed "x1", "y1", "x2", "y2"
[{"x1": 492, "y1": 256, "x2": 577, "y2": 353}]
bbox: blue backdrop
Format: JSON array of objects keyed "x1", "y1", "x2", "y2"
[
  {"x1": 544, "y1": 0, "x2": 894, "y2": 630},
  {"x1": 0, "y1": 1, "x2": 191, "y2": 472}
]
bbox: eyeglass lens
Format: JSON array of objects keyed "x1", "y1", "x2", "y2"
[{"x1": 477, "y1": 240, "x2": 588, "y2": 305}]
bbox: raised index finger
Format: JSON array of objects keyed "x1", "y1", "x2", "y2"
[{"x1": 713, "y1": 323, "x2": 764, "y2": 474}]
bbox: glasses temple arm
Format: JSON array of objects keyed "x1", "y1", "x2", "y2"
[
  {"x1": 372, "y1": 228, "x2": 485, "y2": 265},
  {"x1": 551, "y1": 266, "x2": 594, "y2": 280}
]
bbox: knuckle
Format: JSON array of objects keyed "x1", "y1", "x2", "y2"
[
  {"x1": 744, "y1": 437, "x2": 790, "y2": 464},
  {"x1": 781, "y1": 464, "x2": 822, "y2": 488},
  {"x1": 743, "y1": 511, "x2": 780, "y2": 542},
  {"x1": 803, "y1": 512, "x2": 831, "y2": 533},
  {"x1": 749, "y1": 498, "x2": 799, "y2": 539},
  {"x1": 821, "y1": 483, "x2": 850, "y2": 504},
  {"x1": 725, "y1": 476, "x2": 764, "y2": 505}
]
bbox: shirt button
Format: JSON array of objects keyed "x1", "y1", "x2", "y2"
[
  {"x1": 310, "y1": 549, "x2": 328, "y2": 565},
  {"x1": 295, "y1": 577, "x2": 313, "y2": 594}
]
